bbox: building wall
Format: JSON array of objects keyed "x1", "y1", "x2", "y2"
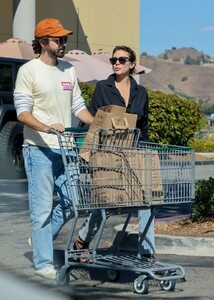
[
  {"x1": 72, "y1": 0, "x2": 139, "y2": 57},
  {"x1": 0, "y1": 0, "x2": 139, "y2": 59},
  {"x1": 0, "y1": 0, "x2": 13, "y2": 41}
]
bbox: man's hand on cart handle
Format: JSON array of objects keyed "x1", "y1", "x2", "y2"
[{"x1": 49, "y1": 123, "x2": 65, "y2": 134}]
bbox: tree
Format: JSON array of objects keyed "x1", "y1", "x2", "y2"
[
  {"x1": 163, "y1": 53, "x2": 168, "y2": 60},
  {"x1": 184, "y1": 55, "x2": 194, "y2": 65}
]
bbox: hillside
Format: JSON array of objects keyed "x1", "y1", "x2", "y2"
[
  {"x1": 139, "y1": 48, "x2": 214, "y2": 102},
  {"x1": 158, "y1": 47, "x2": 214, "y2": 63}
]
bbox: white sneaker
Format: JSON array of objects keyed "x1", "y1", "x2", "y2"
[{"x1": 35, "y1": 266, "x2": 57, "y2": 280}]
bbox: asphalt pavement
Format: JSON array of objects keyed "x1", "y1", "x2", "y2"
[{"x1": 0, "y1": 161, "x2": 214, "y2": 299}]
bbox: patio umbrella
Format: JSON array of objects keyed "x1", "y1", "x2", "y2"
[
  {"x1": 0, "y1": 38, "x2": 35, "y2": 60},
  {"x1": 92, "y1": 49, "x2": 152, "y2": 74},
  {"x1": 63, "y1": 49, "x2": 112, "y2": 82}
]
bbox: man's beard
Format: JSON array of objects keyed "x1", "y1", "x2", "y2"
[
  {"x1": 57, "y1": 46, "x2": 66, "y2": 58},
  {"x1": 48, "y1": 46, "x2": 66, "y2": 59}
]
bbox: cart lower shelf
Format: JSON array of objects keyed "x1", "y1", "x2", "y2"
[{"x1": 56, "y1": 248, "x2": 186, "y2": 294}]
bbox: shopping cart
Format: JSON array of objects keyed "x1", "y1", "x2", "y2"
[{"x1": 53, "y1": 128, "x2": 195, "y2": 294}]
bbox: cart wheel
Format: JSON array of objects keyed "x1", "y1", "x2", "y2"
[
  {"x1": 56, "y1": 268, "x2": 70, "y2": 286},
  {"x1": 160, "y1": 270, "x2": 176, "y2": 291},
  {"x1": 133, "y1": 275, "x2": 149, "y2": 294},
  {"x1": 106, "y1": 269, "x2": 120, "y2": 282},
  {"x1": 160, "y1": 279, "x2": 176, "y2": 291}
]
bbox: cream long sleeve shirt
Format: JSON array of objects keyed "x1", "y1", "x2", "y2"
[{"x1": 14, "y1": 58, "x2": 86, "y2": 148}]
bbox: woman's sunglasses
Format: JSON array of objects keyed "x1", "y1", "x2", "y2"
[{"x1": 109, "y1": 56, "x2": 130, "y2": 65}]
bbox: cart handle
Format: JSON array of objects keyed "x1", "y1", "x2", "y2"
[
  {"x1": 149, "y1": 145, "x2": 193, "y2": 151},
  {"x1": 50, "y1": 126, "x2": 89, "y2": 135},
  {"x1": 65, "y1": 126, "x2": 89, "y2": 132}
]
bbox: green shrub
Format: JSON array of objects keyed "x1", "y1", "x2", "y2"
[
  {"x1": 188, "y1": 139, "x2": 214, "y2": 152},
  {"x1": 79, "y1": 84, "x2": 203, "y2": 146},
  {"x1": 148, "y1": 89, "x2": 202, "y2": 145},
  {"x1": 79, "y1": 82, "x2": 95, "y2": 104},
  {"x1": 192, "y1": 178, "x2": 214, "y2": 220}
]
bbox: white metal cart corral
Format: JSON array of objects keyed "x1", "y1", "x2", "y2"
[{"x1": 53, "y1": 128, "x2": 195, "y2": 295}]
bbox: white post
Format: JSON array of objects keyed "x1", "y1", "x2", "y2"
[
  {"x1": 13, "y1": 0, "x2": 35, "y2": 43},
  {"x1": 133, "y1": 74, "x2": 140, "y2": 84}
]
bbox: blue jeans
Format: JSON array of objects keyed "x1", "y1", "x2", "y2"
[
  {"x1": 23, "y1": 145, "x2": 79, "y2": 269},
  {"x1": 78, "y1": 208, "x2": 155, "y2": 255}
]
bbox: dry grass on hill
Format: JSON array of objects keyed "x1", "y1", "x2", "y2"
[{"x1": 140, "y1": 54, "x2": 214, "y2": 102}]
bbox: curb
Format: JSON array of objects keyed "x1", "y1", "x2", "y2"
[
  {"x1": 113, "y1": 224, "x2": 214, "y2": 257},
  {"x1": 155, "y1": 234, "x2": 214, "y2": 257},
  {"x1": 153, "y1": 214, "x2": 191, "y2": 224},
  {"x1": 195, "y1": 160, "x2": 214, "y2": 165}
]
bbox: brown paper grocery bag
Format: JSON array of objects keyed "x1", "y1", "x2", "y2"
[
  {"x1": 89, "y1": 149, "x2": 144, "y2": 207},
  {"x1": 79, "y1": 105, "x2": 137, "y2": 161}
]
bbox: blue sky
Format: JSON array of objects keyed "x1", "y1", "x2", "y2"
[{"x1": 140, "y1": 0, "x2": 214, "y2": 57}]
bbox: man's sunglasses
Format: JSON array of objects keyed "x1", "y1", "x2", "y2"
[
  {"x1": 48, "y1": 36, "x2": 68, "y2": 46},
  {"x1": 109, "y1": 56, "x2": 130, "y2": 65}
]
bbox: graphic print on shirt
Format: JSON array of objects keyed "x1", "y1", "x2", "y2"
[{"x1": 61, "y1": 81, "x2": 73, "y2": 91}]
